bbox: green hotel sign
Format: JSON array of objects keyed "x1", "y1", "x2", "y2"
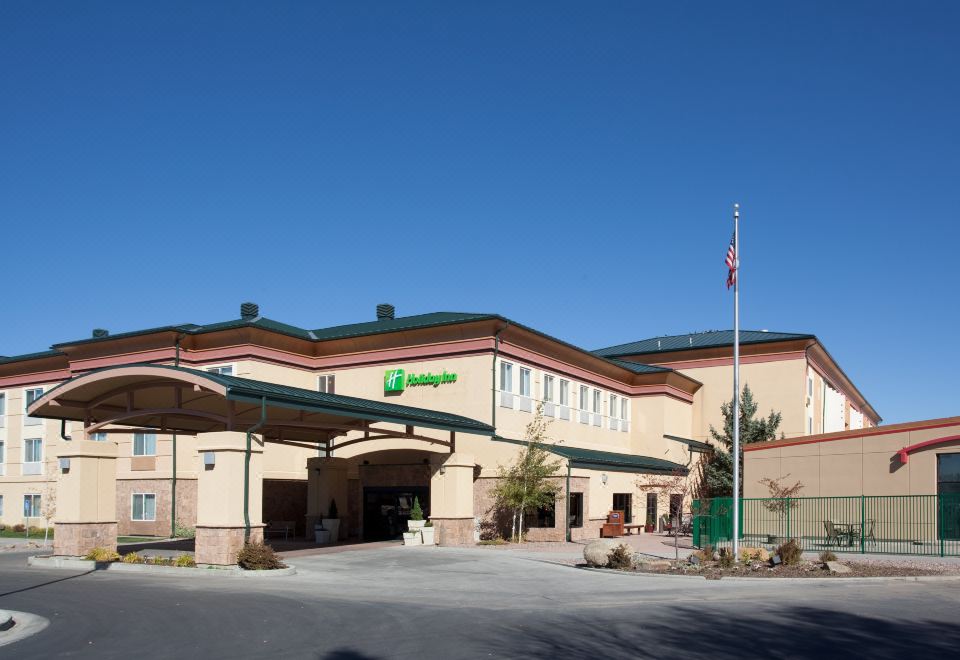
[{"x1": 384, "y1": 368, "x2": 458, "y2": 392}]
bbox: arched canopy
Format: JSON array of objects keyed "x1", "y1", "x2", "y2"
[{"x1": 28, "y1": 364, "x2": 493, "y2": 451}]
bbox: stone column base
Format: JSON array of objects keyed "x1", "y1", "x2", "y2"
[
  {"x1": 432, "y1": 518, "x2": 475, "y2": 546},
  {"x1": 195, "y1": 525, "x2": 265, "y2": 566},
  {"x1": 54, "y1": 522, "x2": 118, "y2": 557}
]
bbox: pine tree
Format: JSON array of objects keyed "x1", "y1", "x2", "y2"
[{"x1": 698, "y1": 384, "x2": 783, "y2": 498}]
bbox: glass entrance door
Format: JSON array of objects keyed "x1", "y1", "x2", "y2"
[{"x1": 362, "y1": 487, "x2": 430, "y2": 541}]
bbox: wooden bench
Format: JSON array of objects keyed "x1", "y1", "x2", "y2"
[
  {"x1": 264, "y1": 520, "x2": 295, "y2": 541},
  {"x1": 623, "y1": 524, "x2": 644, "y2": 535}
]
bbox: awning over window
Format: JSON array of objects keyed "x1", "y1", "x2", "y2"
[{"x1": 493, "y1": 436, "x2": 689, "y2": 475}]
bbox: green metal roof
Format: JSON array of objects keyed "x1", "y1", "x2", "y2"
[
  {"x1": 493, "y1": 437, "x2": 689, "y2": 475},
  {"x1": 0, "y1": 349, "x2": 65, "y2": 364},
  {"x1": 593, "y1": 330, "x2": 815, "y2": 358},
  {"x1": 663, "y1": 434, "x2": 713, "y2": 453},
  {"x1": 602, "y1": 358, "x2": 673, "y2": 374},
  {"x1": 310, "y1": 312, "x2": 497, "y2": 341}
]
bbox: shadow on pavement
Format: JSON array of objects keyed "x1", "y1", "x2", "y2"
[{"x1": 0, "y1": 569, "x2": 95, "y2": 599}]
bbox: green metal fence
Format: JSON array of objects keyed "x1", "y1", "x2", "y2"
[{"x1": 692, "y1": 494, "x2": 960, "y2": 557}]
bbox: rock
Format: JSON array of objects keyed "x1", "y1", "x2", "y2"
[
  {"x1": 583, "y1": 539, "x2": 621, "y2": 567},
  {"x1": 636, "y1": 560, "x2": 671, "y2": 571},
  {"x1": 689, "y1": 554, "x2": 701, "y2": 565},
  {"x1": 826, "y1": 561, "x2": 851, "y2": 574}
]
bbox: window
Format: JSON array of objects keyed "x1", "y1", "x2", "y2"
[
  {"x1": 808, "y1": 415, "x2": 813, "y2": 434},
  {"x1": 24, "y1": 388, "x2": 43, "y2": 426},
  {"x1": 0, "y1": 392, "x2": 5, "y2": 427},
  {"x1": 646, "y1": 493, "x2": 658, "y2": 526},
  {"x1": 0, "y1": 439, "x2": 4, "y2": 464},
  {"x1": 559, "y1": 380, "x2": 569, "y2": 407},
  {"x1": 132, "y1": 493, "x2": 157, "y2": 521},
  {"x1": 579, "y1": 385, "x2": 589, "y2": 410},
  {"x1": 808, "y1": 376, "x2": 814, "y2": 397},
  {"x1": 592, "y1": 390, "x2": 601, "y2": 414},
  {"x1": 500, "y1": 361, "x2": 513, "y2": 392},
  {"x1": 524, "y1": 502, "x2": 555, "y2": 528},
  {"x1": 621, "y1": 398, "x2": 628, "y2": 420},
  {"x1": 23, "y1": 494, "x2": 41, "y2": 518},
  {"x1": 0, "y1": 495, "x2": 3, "y2": 516},
  {"x1": 24, "y1": 438, "x2": 42, "y2": 463},
  {"x1": 610, "y1": 394, "x2": 618, "y2": 418},
  {"x1": 568, "y1": 493, "x2": 583, "y2": 528},
  {"x1": 90, "y1": 432, "x2": 107, "y2": 442},
  {"x1": 206, "y1": 365, "x2": 234, "y2": 376},
  {"x1": 519, "y1": 368, "x2": 531, "y2": 397},
  {"x1": 133, "y1": 432, "x2": 157, "y2": 456},
  {"x1": 543, "y1": 375, "x2": 554, "y2": 402},
  {"x1": 613, "y1": 493, "x2": 633, "y2": 524},
  {"x1": 317, "y1": 374, "x2": 336, "y2": 394}
]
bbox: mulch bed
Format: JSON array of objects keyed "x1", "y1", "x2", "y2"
[{"x1": 596, "y1": 559, "x2": 957, "y2": 579}]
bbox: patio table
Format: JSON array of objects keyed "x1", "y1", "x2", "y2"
[{"x1": 837, "y1": 523, "x2": 861, "y2": 546}]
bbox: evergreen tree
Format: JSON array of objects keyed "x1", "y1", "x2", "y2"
[{"x1": 698, "y1": 384, "x2": 783, "y2": 498}]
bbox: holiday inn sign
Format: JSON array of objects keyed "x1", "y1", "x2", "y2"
[{"x1": 384, "y1": 368, "x2": 458, "y2": 392}]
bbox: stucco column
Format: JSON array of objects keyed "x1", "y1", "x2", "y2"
[
  {"x1": 54, "y1": 440, "x2": 118, "y2": 557},
  {"x1": 430, "y1": 453, "x2": 476, "y2": 545},
  {"x1": 195, "y1": 431, "x2": 264, "y2": 565},
  {"x1": 306, "y1": 456, "x2": 349, "y2": 540}
]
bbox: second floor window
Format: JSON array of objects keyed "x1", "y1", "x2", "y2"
[
  {"x1": 593, "y1": 390, "x2": 601, "y2": 414},
  {"x1": 543, "y1": 375, "x2": 554, "y2": 402},
  {"x1": 206, "y1": 365, "x2": 234, "y2": 376},
  {"x1": 559, "y1": 380, "x2": 569, "y2": 407},
  {"x1": 579, "y1": 385, "x2": 589, "y2": 411},
  {"x1": 24, "y1": 388, "x2": 43, "y2": 425},
  {"x1": 0, "y1": 392, "x2": 5, "y2": 427},
  {"x1": 318, "y1": 374, "x2": 336, "y2": 394},
  {"x1": 24, "y1": 438, "x2": 42, "y2": 463},
  {"x1": 610, "y1": 394, "x2": 618, "y2": 418},
  {"x1": 133, "y1": 432, "x2": 157, "y2": 456},
  {"x1": 621, "y1": 398, "x2": 628, "y2": 420},
  {"x1": 519, "y1": 368, "x2": 531, "y2": 397},
  {"x1": 500, "y1": 362, "x2": 513, "y2": 393},
  {"x1": 90, "y1": 432, "x2": 108, "y2": 442}
]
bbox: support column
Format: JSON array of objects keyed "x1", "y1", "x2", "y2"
[
  {"x1": 195, "y1": 431, "x2": 264, "y2": 565},
  {"x1": 430, "y1": 453, "x2": 476, "y2": 546},
  {"x1": 54, "y1": 440, "x2": 118, "y2": 557},
  {"x1": 306, "y1": 457, "x2": 349, "y2": 540}
]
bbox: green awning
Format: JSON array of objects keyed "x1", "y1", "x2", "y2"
[
  {"x1": 664, "y1": 434, "x2": 713, "y2": 453},
  {"x1": 493, "y1": 436, "x2": 688, "y2": 475}
]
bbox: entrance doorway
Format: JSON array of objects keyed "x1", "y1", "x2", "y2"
[{"x1": 363, "y1": 487, "x2": 429, "y2": 541}]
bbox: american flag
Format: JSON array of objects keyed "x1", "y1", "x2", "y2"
[{"x1": 725, "y1": 232, "x2": 737, "y2": 289}]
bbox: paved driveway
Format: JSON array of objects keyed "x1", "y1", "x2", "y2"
[{"x1": 1, "y1": 545, "x2": 959, "y2": 659}]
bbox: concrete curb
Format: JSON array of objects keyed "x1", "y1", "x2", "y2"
[
  {"x1": 577, "y1": 565, "x2": 707, "y2": 580},
  {"x1": 27, "y1": 555, "x2": 297, "y2": 577},
  {"x1": 0, "y1": 610, "x2": 50, "y2": 648}
]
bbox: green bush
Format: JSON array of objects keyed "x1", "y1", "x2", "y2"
[
  {"x1": 410, "y1": 497, "x2": 424, "y2": 522},
  {"x1": 174, "y1": 554, "x2": 197, "y2": 568},
  {"x1": 478, "y1": 538, "x2": 507, "y2": 545},
  {"x1": 775, "y1": 539, "x2": 803, "y2": 566},
  {"x1": 607, "y1": 544, "x2": 633, "y2": 570},
  {"x1": 85, "y1": 547, "x2": 120, "y2": 562},
  {"x1": 149, "y1": 556, "x2": 174, "y2": 566},
  {"x1": 173, "y1": 522, "x2": 196, "y2": 539},
  {"x1": 13, "y1": 524, "x2": 26, "y2": 533},
  {"x1": 237, "y1": 542, "x2": 287, "y2": 570},
  {"x1": 718, "y1": 548, "x2": 735, "y2": 569},
  {"x1": 121, "y1": 552, "x2": 143, "y2": 564},
  {"x1": 819, "y1": 550, "x2": 837, "y2": 563}
]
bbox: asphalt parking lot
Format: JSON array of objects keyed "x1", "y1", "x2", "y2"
[{"x1": 1, "y1": 545, "x2": 959, "y2": 659}]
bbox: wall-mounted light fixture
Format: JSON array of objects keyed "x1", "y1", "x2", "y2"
[
  {"x1": 203, "y1": 452, "x2": 216, "y2": 469},
  {"x1": 601, "y1": 473, "x2": 608, "y2": 485},
  {"x1": 59, "y1": 457, "x2": 71, "y2": 472}
]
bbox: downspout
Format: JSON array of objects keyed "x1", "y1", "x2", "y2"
[
  {"x1": 171, "y1": 333, "x2": 185, "y2": 539},
  {"x1": 565, "y1": 461, "x2": 572, "y2": 542},
  {"x1": 244, "y1": 397, "x2": 268, "y2": 543},
  {"x1": 491, "y1": 321, "x2": 511, "y2": 434},
  {"x1": 60, "y1": 420, "x2": 71, "y2": 442}
]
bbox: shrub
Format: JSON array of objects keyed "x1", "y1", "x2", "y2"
[
  {"x1": 718, "y1": 548, "x2": 735, "y2": 569},
  {"x1": 478, "y1": 538, "x2": 507, "y2": 546},
  {"x1": 696, "y1": 544, "x2": 715, "y2": 562},
  {"x1": 775, "y1": 539, "x2": 803, "y2": 566},
  {"x1": 237, "y1": 542, "x2": 287, "y2": 570},
  {"x1": 410, "y1": 497, "x2": 424, "y2": 522},
  {"x1": 149, "y1": 556, "x2": 174, "y2": 566},
  {"x1": 28, "y1": 526, "x2": 44, "y2": 535},
  {"x1": 173, "y1": 522, "x2": 196, "y2": 539},
  {"x1": 121, "y1": 552, "x2": 143, "y2": 564},
  {"x1": 85, "y1": 547, "x2": 120, "y2": 562},
  {"x1": 740, "y1": 546, "x2": 770, "y2": 562},
  {"x1": 0, "y1": 524, "x2": 5, "y2": 532},
  {"x1": 13, "y1": 524, "x2": 26, "y2": 533},
  {"x1": 607, "y1": 544, "x2": 633, "y2": 570},
  {"x1": 174, "y1": 554, "x2": 197, "y2": 568},
  {"x1": 819, "y1": 550, "x2": 837, "y2": 563}
]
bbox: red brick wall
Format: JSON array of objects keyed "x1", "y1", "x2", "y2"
[
  {"x1": 474, "y1": 476, "x2": 592, "y2": 542},
  {"x1": 115, "y1": 478, "x2": 197, "y2": 537}
]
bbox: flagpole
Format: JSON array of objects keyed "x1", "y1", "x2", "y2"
[{"x1": 732, "y1": 203, "x2": 741, "y2": 560}]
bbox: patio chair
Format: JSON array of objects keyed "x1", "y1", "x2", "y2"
[
  {"x1": 863, "y1": 519, "x2": 877, "y2": 546},
  {"x1": 823, "y1": 520, "x2": 843, "y2": 547}
]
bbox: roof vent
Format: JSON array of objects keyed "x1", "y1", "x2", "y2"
[
  {"x1": 240, "y1": 302, "x2": 259, "y2": 321},
  {"x1": 376, "y1": 303, "x2": 395, "y2": 321},
  {"x1": 92, "y1": 328, "x2": 109, "y2": 338}
]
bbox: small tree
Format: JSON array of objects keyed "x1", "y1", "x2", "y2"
[
  {"x1": 328, "y1": 498, "x2": 339, "y2": 520},
  {"x1": 759, "y1": 474, "x2": 804, "y2": 538},
  {"x1": 41, "y1": 464, "x2": 58, "y2": 548},
  {"x1": 493, "y1": 404, "x2": 562, "y2": 543},
  {"x1": 637, "y1": 468, "x2": 697, "y2": 561},
  {"x1": 410, "y1": 497, "x2": 424, "y2": 522}
]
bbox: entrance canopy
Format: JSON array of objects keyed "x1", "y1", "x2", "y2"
[{"x1": 29, "y1": 364, "x2": 493, "y2": 451}]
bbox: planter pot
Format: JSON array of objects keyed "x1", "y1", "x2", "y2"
[
  {"x1": 408, "y1": 520, "x2": 426, "y2": 531},
  {"x1": 403, "y1": 531, "x2": 422, "y2": 546},
  {"x1": 644, "y1": 524, "x2": 655, "y2": 534},
  {"x1": 421, "y1": 526, "x2": 436, "y2": 545},
  {"x1": 314, "y1": 526, "x2": 332, "y2": 544},
  {"x1": 322, "y1": 518, "x2": 340, "y2": 542}
]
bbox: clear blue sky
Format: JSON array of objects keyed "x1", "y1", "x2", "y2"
[{"x1": 1, "y1": 2, "x2": 957, "y2": 424}]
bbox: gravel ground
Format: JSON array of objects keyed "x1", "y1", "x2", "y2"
[{"x1": 595, "y1": 558, "x2": 960, "y2": 579}]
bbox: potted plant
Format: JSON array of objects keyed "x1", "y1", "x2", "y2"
[
  {"x1": 402, "y1": 529, "x2": 422, "y2": 546},
  {"x1": 314, "y1": 519, "x2": 331, "y2": 544},
  {"x1": 408, "y1": 497, "x2": 426, "y2": 531},
  {"x1": 421, "y1": 520, "x2": 436, "y2": 545},
  {"x1": 644, "y1": 520, "x2": 656, "y2": 534},
  {"x1": 322, "y1": 499, "x2": 340, "y2": 543}
]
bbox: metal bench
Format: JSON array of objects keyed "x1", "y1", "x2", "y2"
[{"x1": 264, "y1": 520, "x2": 295, "y2": 541}]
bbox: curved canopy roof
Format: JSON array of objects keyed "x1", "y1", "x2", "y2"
[{"x1": 28, "y1": 364, "x2": 493, "y2": 447}]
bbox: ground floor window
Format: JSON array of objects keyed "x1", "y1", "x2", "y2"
[
  {"x1": 646, "y1": 493, "x2": 658, "y2": 527},
  {"x1": 23, "y1": 494, "x2": 41, "y2": 518},
  {"x1": 525, "y1": 503, "x2": 555, "y2": 529},
  {"x1": 568, "y1": 492, "x2": 583, "y2": 529},
  {"x1": 613, "y1": 493, "x2": 632, "y2": 524},
  {"x1": 132, "y1": 493, "x2": 157, "y2": 521},
  {"x1": 0, "y1": 494, "x2": 4, "y2": 516}
]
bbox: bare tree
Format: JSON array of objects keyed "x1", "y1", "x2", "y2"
[
  {"x1": 637, "y1": 468, "x2": 697, "y2": 561},
  {"x1": 41, "y1": 463, "x2": 58, "y2": 548},
  {"x1": 759, "y1": 474, "x2": 804, "y2": 538}
]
